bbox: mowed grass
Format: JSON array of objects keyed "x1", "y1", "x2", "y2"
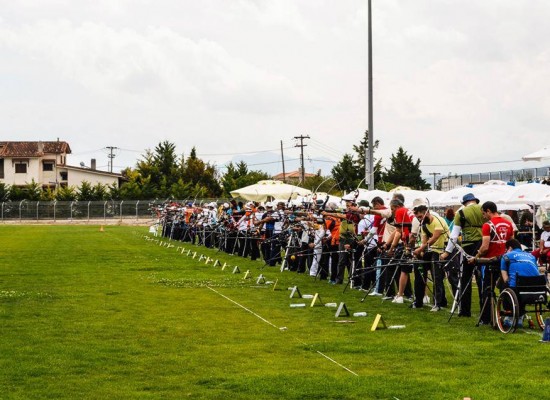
[{"x1": 0, "y1": 225, "x2": 548, "y2": 400}]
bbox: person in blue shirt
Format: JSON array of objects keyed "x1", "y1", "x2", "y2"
[
  {"x1": 500, "y1": 238, "x2": 541, "y2": 327},
  {"x1": 500, "y1": 238, "x2": 540, "y2": 288}
]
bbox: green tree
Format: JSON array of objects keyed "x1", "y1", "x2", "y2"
[
  {"x1": 23, "y1": 179, "x2": 42, "y2": 201},
  {"x1": 382, "y1": 147, "x2": 430, "y2": 190},
  {"x1": 55, "y1": 186, "x2": 77, "y2": 201},
  {"x1": 353, "y1": 130, "x2": 383, "y2": 186},
  {"x1": 92, "y1": 183, "x2": 109, "y2": 200},
  {"x1": 181, "y1": 147, "x2": 222, "y2": 197},
  {"x1": 331, "y1": 154, "x2": 361, "y2": 192},
  {"x1": 220, "y1": 161, "x2": 269, "y2": 196},
  {"x1": 0, "y1": 183, "x2": 11, "y2": 201},
  {"x1": 9, "y1": 186, "x2": 25, "y2": 201},
  {"x1": 77, "y1": 181, "x2": 94, "y2": 201}
]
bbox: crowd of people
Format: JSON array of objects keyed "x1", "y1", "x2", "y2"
[{"x1": 152, "y1": 192, "x2": 547, "y2": 327}]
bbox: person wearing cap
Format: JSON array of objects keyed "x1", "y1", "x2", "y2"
[
  {"x1": 472, "y1": 201, "x2": 514, "y2": 325},
  {"x1": 412, "y1": 202, "x2": 450, "y2": 311},
  {"x1": 440, "y1": 192, "x2": 484, "y2": 318}
]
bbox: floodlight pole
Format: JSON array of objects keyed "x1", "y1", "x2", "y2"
[{"x1": 366, "y1": 0, "x2": 374, "y2": 190}]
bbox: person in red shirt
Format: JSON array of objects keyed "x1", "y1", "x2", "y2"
[
  {"x1": 471, "y1": 201, "x2": 514, "y2": 325},
  {"x1": 385, "y1": 199, "x2": 413, "y2": 303}
]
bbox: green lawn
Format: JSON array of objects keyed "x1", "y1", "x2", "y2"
[{"x1": 0, "y1": 225, "x2": 547, "y2": 399}]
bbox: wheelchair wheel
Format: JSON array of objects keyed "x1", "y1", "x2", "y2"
[
  {"x1": 534, "y1": 302, "x2": 549, "y2": 330},
  {"x1": 496, "y1": 288, "x2": 519, "y2": 333}
]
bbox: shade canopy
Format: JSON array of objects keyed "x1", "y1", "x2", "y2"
[
  {"x1": 230, "y1": 180, "x2": 312, "y2": 202},
  {"x1": 522, "y1": 146, "x2": 550, "y2": 161}
]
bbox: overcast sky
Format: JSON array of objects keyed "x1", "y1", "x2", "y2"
[{"x1": 1, "y1": 0, "x2": 550, "y2": 180}]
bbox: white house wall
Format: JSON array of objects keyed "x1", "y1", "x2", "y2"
[{"x1": 66, "y1": 169, "x2": 119, "y2": 187}]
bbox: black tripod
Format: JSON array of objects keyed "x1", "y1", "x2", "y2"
[{"x1": 476, "y1": 259, "x2": 501, "y2": 328}]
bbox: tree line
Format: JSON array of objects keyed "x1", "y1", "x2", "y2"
[{"x1": 0, "y1": 134, "x2": 428, "y2": 201}]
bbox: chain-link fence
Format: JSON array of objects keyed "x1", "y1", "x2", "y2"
[{"x1": 0, "y1": 199, "x2": 224, "y2": 222}]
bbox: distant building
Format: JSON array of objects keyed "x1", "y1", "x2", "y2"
[
  {"x1": 0, "y1": 141, "x2": 122, "y2": 189},
  {"x1": 272, "y1": 168, "x2": 317, "y2": 184}
]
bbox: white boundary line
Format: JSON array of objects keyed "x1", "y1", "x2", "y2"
[{"x1": 207, "y1": 286, "x2": 359, "y2": 376}]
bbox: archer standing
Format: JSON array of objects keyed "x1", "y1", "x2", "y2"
[{"x1": 470, "y1": 201, "x2": 514, "y2": 325}]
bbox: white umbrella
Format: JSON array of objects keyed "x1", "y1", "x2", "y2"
[
  {"x1": 432, "y1": 186, "x2": 513, "y2": 207},
  {"x1": 522, "y1": 146, "x2": 550, "y2": 161},
  {"x1": 230, "y1": 180, "x2": 312, "y2": 202},
  {"x1": 502, "y1": 183, "x2": 550, "y2": 208},
  {"x1": 355, "y1": 189, "x2": 391, "y2": 205}
]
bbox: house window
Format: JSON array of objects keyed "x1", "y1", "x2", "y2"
[
  {"x1": 43, "y1": 161, "x2": 54, "y2": 172},
  {"x1": 0, "y1": 159, "x2": 4, "y2": 179},
  {"x1": 60, "y1": 171, "x2": 68, "y2": 181},
  {"x1": 15, "y1": 163, "x2": 27, "y2": 174}
]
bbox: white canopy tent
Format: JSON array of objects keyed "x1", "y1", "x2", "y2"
[{"x1": 230, "y1": 180, "x2": 312, "y2": 202}]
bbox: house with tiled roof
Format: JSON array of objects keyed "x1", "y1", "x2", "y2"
[
  {"x1": 0, "y1": 141, "x2": 122, "y2": 189},
  {"x1": 272, "y1": 169, "x2": 317, "y2": 184}
]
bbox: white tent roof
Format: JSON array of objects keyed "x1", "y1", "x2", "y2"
[
  {"x1": 522, "y1": 146, "x2": 550, "y2": 162},
  {"x1": 230, "y1": 180, "x2": 312, "y2": 202}
]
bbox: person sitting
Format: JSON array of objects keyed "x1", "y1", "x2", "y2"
[
  {"x1": 532, "y1": 220, "x2": 550, "y2": 266},
  {"x1": 500, "y1": 238, "x2": 540, "y2": 327}
]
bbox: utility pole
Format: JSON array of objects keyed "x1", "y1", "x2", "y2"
[
  {"x1": 106, "y1": 146, "x2": 118, "y2": 173},
  {"x1": 366, "y1": 0, "x2": 374, "y2": 190},
  {"x1": 294, "y1": 135, "x2": 310, "y2": 184},
  {"x1": 280, "y1": 140, "x2": 286, "y2": 183},
  {"x1": 429, "y1": 172, "x2": 440, "y2": 189}
]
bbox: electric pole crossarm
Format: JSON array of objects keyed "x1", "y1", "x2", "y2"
[{"x1": 293, "y1": 135, "x2": 310, "y2": 184}]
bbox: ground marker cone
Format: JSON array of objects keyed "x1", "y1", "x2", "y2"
[
  {"x1": 335, "y1": 302, "x2": 350, "y2": 317},
  {"x1": 310, "y1": 293, "x2": 323, "y2": 307},
  {"x1": 289, "y1": 286, "x2": 302, "y2": 299},
  {"x1": 371, "y1": 314, "x2": 387, "y2": 331}
]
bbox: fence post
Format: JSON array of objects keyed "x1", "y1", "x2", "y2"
[
  {"x1": 19, "y1": 200, "x2": 24, "y2": 221},
  {"x1": 36, "y1": 201, "x2": 39, "y2": 221},
  {"x1": 136, "y1": 200, "x2": 139, "y2": 221},
  {"x1": 87, "y1": 201, "x2": 91, "y2": 223},
  {"x1": 120, "y1": 200, "x2": 124, "y2": 222},
  {"x1": 104, "y1": 201, "x2": 107, "y2": 222},
  {"x1": 1, "y1": 202, "x2": 3, "y2": 222},
  {"x1": 70, "y1": 201, "x2": 74, "y2": 221},
  {"x1": 53, "y1": 200, "x2": 57, "y2": 222}
]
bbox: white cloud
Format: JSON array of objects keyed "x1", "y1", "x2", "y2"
[{"x1": 0, "y1": 19, "x2": 303, "y2": 113}]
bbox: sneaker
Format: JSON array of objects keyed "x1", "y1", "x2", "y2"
[
  {"x1": 409, "y1": 303, "x2": 421, "y2": 309},
  {"x1": 329, "y1": 280, "x2": 336, "y2": 285},
  {"x1": 503, "y1": 317, "x2": 513, "y2": 328},
  {"x1": 392, "y1": 295, "x2": 404, "y2": 304},
  {"x1": 517, "y1": 315, "x2": 524, "y2": 327},
  {"x1": 382, "y1": 296, "x2": 394, "y2": 300},
  {"x1": 423, "y1": 295, "x2": 431, "y2": 305},
  {"x1": 368, "y1": 291, "x2": 382, "y2": 296},
  {"x1": 430, "y1": 305, "x2": 441, "y2": 312}
]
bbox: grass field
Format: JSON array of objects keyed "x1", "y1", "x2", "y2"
[{"x1": 0, "y1": 225, "x2": 548, "y2": 399}]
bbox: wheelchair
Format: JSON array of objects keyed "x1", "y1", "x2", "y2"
[{"x1": 495, "y1": 274, "x2": 550, "y2": 333}]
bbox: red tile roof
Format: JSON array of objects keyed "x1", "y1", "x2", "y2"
[
  {"x1": 0, "y1": 141, "x2": 71, "y2": 157},
  {"x1": 273, "y1": 170, "x2": 316, "y2": 180}
]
